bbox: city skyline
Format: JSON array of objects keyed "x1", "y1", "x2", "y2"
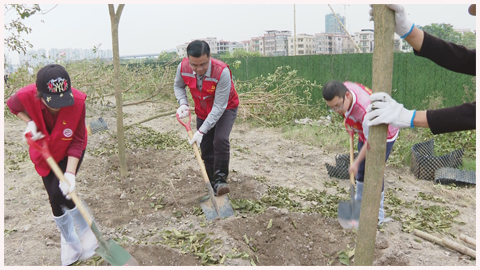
[{"x1": 4, "y1": 4, "x2": 477, "y2": 65}]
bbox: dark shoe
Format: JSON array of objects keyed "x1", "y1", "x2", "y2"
[
  {"x1": 213, "y1": 159, "x2": 230, "y2": 196},
  {"x1": 214, "y1": 182, "x2": 230, "y2": 196}
]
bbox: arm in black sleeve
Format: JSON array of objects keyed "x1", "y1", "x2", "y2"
[
  {"x1": 415, "y1": 31, "x2": 476, "y2": 76},
  {"x1": 426, "y1": 102, "x2": 476, "y2": 134}
]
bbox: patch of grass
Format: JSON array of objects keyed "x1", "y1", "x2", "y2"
[
  {"x1": 460, "y1": 158, "x2": 476, "y2": 171},
  {"x1": 281, "y1": 122, "x2": 348, "y2": 150},
  {"x1": 125, "y1": 126, "x2": 189, "y2": 150},
  {"x1": 232, "y1": 185, "x2": 349, "y2": 219},
  {"x1": 4, "y1": 149, "x2": 29, "y2": 171}
]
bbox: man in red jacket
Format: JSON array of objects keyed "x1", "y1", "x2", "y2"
[
  {"x1": 7, "y1": 64, "x2": 97, "y2": 265},
  {"x1": 174, "y1": 40, "x2": 239, "y2": 196},
  {"x1": 366, "y1": 4, "x2": 476, "y2": 134}
]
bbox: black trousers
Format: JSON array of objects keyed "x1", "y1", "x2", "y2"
[
  {"x1": 196, "y1": 108, "x2": 237, "y2": 171},
  {"x1": 41, "y1": 150, "x2": 85, "y2": 216}
]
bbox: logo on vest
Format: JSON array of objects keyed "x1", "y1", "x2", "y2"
[
  {"x1": 206, "y1": 85, "x2": 216, "y2": 93},
  {"x1": 63, "y1": 128, "x2": 73, "y2": 138}
]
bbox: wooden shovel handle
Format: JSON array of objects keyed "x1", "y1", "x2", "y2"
[
  {"x1": 349, "y1": 133, "x2": 355, "y2": 186},
  {"x1": 187, "y1": 130, "x2": 211, "y2": 186},
  {"x1": 177, "y1": 112, "x2": 220, "y2": 217},
  {"x1": 25, "y1": 134, "x2": 93, "y2": 226},
  {"x1": 45, "y1": 156, "x2": 93, "y2": 226}
]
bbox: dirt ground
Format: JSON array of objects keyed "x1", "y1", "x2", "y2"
[{"x1": 3, "y1": 97, "x2": 476, "y2": 266}]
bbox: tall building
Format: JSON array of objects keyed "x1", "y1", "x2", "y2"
[{"x1": 325, "y1": 13, "x2": 346, "y2": 35}]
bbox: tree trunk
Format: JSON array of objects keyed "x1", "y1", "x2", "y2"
[
  {"x1": 108, "y1": 4, "x2": 127, "y2": 178},
  {"x1": 354, "y1": 4, "x2": 394, "y2": 266}
]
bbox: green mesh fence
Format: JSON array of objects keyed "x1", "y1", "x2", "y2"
[{"x1": 220, "y1": 53, "x2": 475, "y2": 110}]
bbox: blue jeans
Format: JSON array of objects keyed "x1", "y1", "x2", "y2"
[{"x1": 356, "y1": 139, "x2": 395, "y2": 192}]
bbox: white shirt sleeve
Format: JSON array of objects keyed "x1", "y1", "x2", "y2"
[{"x1": 173, "y1": 63, "x2": 188, "y2": 106}]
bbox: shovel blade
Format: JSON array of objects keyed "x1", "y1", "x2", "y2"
[
  {"x1": 91, "y1": 222, "x2": 138, "y2": 266},
  {"x1": 338, "y1": 200, "x2": 361, "y2": 229},
  {"x1": 200, "y1": 194, "x2": 235, "y2": 220},
  {"x1": 95, "y1": 239, "x2": 139, "y2": 266}
]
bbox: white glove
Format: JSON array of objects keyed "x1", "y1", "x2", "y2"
[
  {"x1": 188, "y1": 131, "x2": 204, "y2": 146},
  {"x1": 369, "y1": 4, "x2": 414, "y2": 38},
  {"x1": 23, "y1": 121, "x2": 45, "y2": 141},
  {"x1": 60, "y1": 172, "x2": 76, "y2": 200},
  {"x1": 366, "y1": 92, "x2": 415, "y2": 128},
  {"x1": 176, "y1": 104, "x2": 189, "y2": 118}
]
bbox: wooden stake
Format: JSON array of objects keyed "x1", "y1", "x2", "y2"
[
  {"x1": 414, "y1": 229, "x2": 476, "y2": 259},
  {"x1": 354, "y1": 5, "x2": 394, "y2": 266}
]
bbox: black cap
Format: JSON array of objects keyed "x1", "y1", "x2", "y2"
[{"x1": 36, "y1": 64, "x2": 74, "y2": 108}]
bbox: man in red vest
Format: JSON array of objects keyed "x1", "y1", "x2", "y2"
[
  {"x1": 7, "y1": 64, "x2": 97, "y2": 265},
  {"x1": 175, "y1": 40, "x2": 239, "y2": 196},
  {"x1": 323, "y1": 80, "x2": 399, "y2": 224}
]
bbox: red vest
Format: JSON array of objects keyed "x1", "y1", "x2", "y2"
[
  {"x1": 17, "y1": 84, "x2": 87, "y2": 176},
  {"x1": 343, "y1": 81, "x2": 399, "y2": 142},
  {"x1": 180, "y1": 57, "x2": 239, "y2": 120}
]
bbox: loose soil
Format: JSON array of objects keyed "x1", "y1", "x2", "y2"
[{"x1": 3, "y1": 98, "x2": 476, "y2": 266}]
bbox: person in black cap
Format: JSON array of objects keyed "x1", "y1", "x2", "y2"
[
  {"x1": 6, "y1": 64, "x2": 97, "y2": 265},
  {"x1": 366, "y1": 4, "x2": 476, "y2": 134}
]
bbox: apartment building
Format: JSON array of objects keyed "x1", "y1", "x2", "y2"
[
  {"x1": 314, "y1": 33, "x2": 352, "y2": 55},
  {"x1": 354, "y1": 29, "x2": 375, "y2": 53},
  {"x1": 264, "y1": 30, "x2": 291, "y2": 56},
  {"x1": 176, "y1": 37, "x2": 218, "y2": 58},
  {"x1": 287, "y1": 34, "x2": 316, "y2": 56},
  {"x1": 353, "y1": 29, "x2": 403, "y2": 53},
  {"x1": 242, "y1": 40, "x2": 251, "y2": 52},
  {"x1": 250, "y1": 36, "x2": 265, "y2": 55}
]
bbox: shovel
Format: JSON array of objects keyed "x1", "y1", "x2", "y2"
[
  {"x1": 176, "y1": 111, "x2": 235, "y2": 221},
  {"x1": 25, "y1": 134, "x2": 138, "y2": 266},
  {"x1": 337, "y1": 130, "x2": 361, "y2": 230}
]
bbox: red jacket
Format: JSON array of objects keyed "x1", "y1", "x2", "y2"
[
  {"x1": 16, "y1": 84, "x2": 87, "y2": 176},
  {"x1": 180, "y1": 57, "x2": 239, "y2": 120}
]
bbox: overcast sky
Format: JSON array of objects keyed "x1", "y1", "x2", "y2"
[{"x1": 3, "y1": 3, "x2": 478, "y2": 65}]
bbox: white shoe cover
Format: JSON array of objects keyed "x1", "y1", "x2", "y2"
[
  {"x1": 66, "y1": 206, "x2": 99, "y2": 261},
  {"x1": 60, "y1": 231, "x2": 82, "y2": 265},
  {"x1": 78, "y1": 227, "x2": 98, "y2": 261}
]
